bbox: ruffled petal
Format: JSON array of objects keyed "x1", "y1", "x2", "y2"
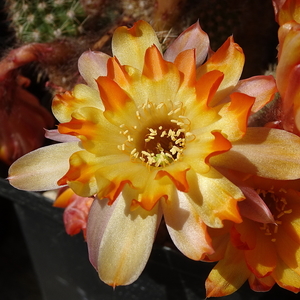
[
  {"x1": 132, "y1": 170, "x2": 174, "y2": 211},
  {"x1": 57, "y1": 150, "x2": 111, "y2": 197},
  {"x1": 87, "y1": 188, "x2": 162, "y2": 286},
  {"x1": 162, "y1": 189, "x2": 214, "y2": 260},
  {"x1": 186, "y1": 169, "x2": 244, "y2": 228},
  {"x1": 52, "y1": 84, "x2": 102, "y2": 123},
  {"x1": 112, "y1": 20, "x2": 162, "y2": 71},
  {"x1": 183, "y1": 131, "x2": 231, "y2": 176},
  {"x1": 210, "y1": 127, "x2": 300, "y2": 180},
  {"x1": 164, "y1": 21, "x2": 209, "y2": 66},
  {"x1": 78, "y1": 50, "x2": 110, "y2": 89},
  {"x1": 8, "y1": 142, "x2": 81, "y2": 191},
  {"x1": 197, "y1": 36, "x2": 244, "y2": 106},
  {"x1": 205, "y1": 243, "x2": 250, "y2": 298},
  {"x1": 58, "y1": 106, "x2": 125, "y2": 155},
  {"x1": 155, "y1": 161, "x2": 190, "y2": 192},
  {"x1": 216, "y1": 92, "x2": 255, "y2": 141}
]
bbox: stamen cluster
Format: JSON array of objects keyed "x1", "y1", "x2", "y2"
[
  {"x1": 257, "y1": 188, "x2": 292, "y2": 242},
  {"x1": 117, "y1": 101, "x2": 194, "y2": 168}
]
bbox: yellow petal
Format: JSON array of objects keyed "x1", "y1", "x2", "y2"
[
  {"x1": 273, "y1": 258, "x2": 300, "y2": 293},
  {"x1": 52, "y1": 84, "x2": 102, "y2": 123},
  {"x1": 210, "y1": 127, "x2": 300, "y2": 180},
  {"x1": 216, "y1": 92, "x2": 255, "y2": 141},
  {"x1": 162, "y1": 189, "x2": 214, "y2": 260},
  {"x1": 8, "y1": 142, "x2": 81, "y2": 191},
  {"x1": 156, "y1": 161, "x2": 191, "y2": 192},
  {"x1": 112, "y1": 20, "x2": 162, "y2": 71},
  {"x1": 88, "y1": 188, "x2": 162, "y2": 286},
  {"x1": 186, "y1": 169, "x2": 244, "y2": 228},
  {"x1": 57, "y1": 150, "x2": 111, "y2": 197},
  {"x1": 205, "y1": 243, "x2": 250, "y2": 298},
  {"x1": 197, "y1": 36, "x2": 245, "y2": 106},
  {"x1": 133, "y1": 170, "x2": 173, "y2": 211},
  {"x1": 133, "y1": 49, "x2": 181, "y2": 107},
  {"x1": 244, "y1": 229, "x2": 277, "y2": 278},
  {"x1": 183, "y1": 131, "x2": 231, "y2": 175},
  {"x1": 276, "y1": 226, "x2": 300, "y2": 276}
]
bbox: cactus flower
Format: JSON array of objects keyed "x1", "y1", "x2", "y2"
[
  {"x1": 205, "y1": 175, "x2": 300, "y2": 297},
  {"x1": 8, "y1": 20, "x2": 300, "y2": 287}
]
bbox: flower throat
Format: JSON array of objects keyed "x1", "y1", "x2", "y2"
[
  {"x1": 257, "y1": 188, "x2": 292, "y2": 242},
  {"x1": 117, "y1": 101, "x2": 194, "y2": 168}
]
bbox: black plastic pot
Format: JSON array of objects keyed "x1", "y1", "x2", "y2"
[{"x1": 0, "y1": 178, "x2": 299, "y2": 300}]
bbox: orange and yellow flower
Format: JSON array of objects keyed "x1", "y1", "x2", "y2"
[
  {"x1": 8, "y1": 20, "x2": 300, "y2": 287},
  {"x1": 272, "y1": 0, "x2": 300, "y2": 134},
  {"x1": 205, "y1": 175, "x2": 300, "y2": 297}
]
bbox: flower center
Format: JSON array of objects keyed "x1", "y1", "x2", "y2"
[
  {"x1": 138, "y1": 124, "x2": 186, "y2": 167},
  {"x1": 117, "y1": 101, "x2": 193, "y2": 168},
  {"x1": 257, "y1": 188, "x2": 292, "y2": 242}
]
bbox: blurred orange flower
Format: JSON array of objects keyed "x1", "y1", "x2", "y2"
[
  {"x1": 0, "y1": 75, "x2": 54, "y2": 165},
  {"x1": 54, "y1": 187, "x2": 93, "y2": 238}
]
